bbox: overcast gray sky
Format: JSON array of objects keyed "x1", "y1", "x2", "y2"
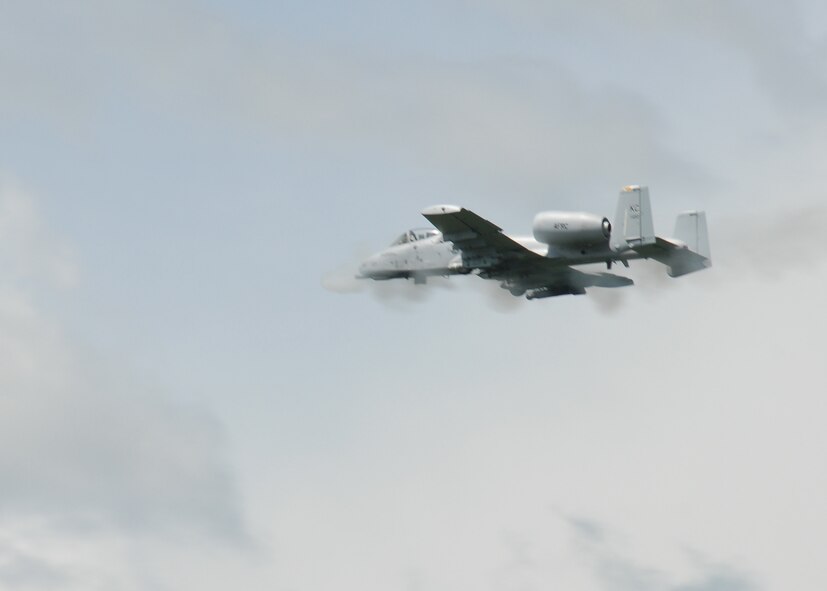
[{"x1": 2, "y1": 1, "x2": 827, "y2": 589}]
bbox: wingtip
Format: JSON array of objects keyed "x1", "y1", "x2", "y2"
[{"x1": 421, "y1": 204, "x2": 462, "y2": 216}]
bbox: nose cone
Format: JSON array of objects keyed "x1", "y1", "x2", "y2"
[{"x1": 357, "y1": 254, "x2": 379, "y2": 278}]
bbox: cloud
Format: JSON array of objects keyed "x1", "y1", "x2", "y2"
[
  {"x1": 477, "y1": 0, "x2": 827, "y2": 120},
  {"x1": 566, "y1": 515, "x2": 758, "y2": 591},
  {"x1": 0, "y1": 175, "x2": 78, "y2": 289},
  {"x1": 566, "y1": 516, "x2": 605, "y2": 543},
  {"x1": 4, "y1": 3, "x2": 827, "y2": 589},
  {"x1": 0, "y1": 1, "x2": 708, "y2": 206},
  {"x1": 0, "y1": 538, "x2": 70, "y2": 590},
  {"x1": 0, "y1": 179, "x2": 247, "y2": 588}
]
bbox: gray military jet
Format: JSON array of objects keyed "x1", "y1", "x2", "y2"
[{"x1": 358, "y1": 186, "x2": 710, "y2": 300}]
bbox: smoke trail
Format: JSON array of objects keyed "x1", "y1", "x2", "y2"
[
  {"x1": 712, "y1": 203, "x2": 827, "y2": 279},
  {"x1": 466, "y1": 276, "x2": 526, "y2": 313},
  {"x1": 320, "y1": 243, "x2": 372, "y2": 294},
  {"x1": 320, "y1": 266, "x2": 366, "y2": 294},
  {"x1": 369, "y1": 276, "x2": 455, "y2": 308},
  {"x1": 588, "y1": 288, "x2": 627, "y2": 316}
]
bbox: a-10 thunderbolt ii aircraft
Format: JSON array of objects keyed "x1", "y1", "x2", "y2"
[{"x1": 357, "y1": 186, "x2": 711, "y2": 300}]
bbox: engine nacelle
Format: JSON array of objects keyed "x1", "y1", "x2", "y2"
[{"x1": 532, "y1": 212, "x2": 611, "y2": 247}]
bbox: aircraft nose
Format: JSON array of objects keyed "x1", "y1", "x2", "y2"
[{"x1": 357, "y1": 255, "x2": 377, "y2": 278}]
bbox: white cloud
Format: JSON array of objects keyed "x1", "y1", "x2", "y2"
[
  {"x1": 3, "y1": 2, "x2": 827, "y2": 589},
  {"x1": 0, "y1": 176, "x2": 78, "y2": 289},
  {"x1": 0, "y1": 179, "x2": 248, "y2": 587},
  {"x1": 0, "y1": 535, "x2": 69, "y2": 590},
  {"x1": 0, "y1": 1, "x2": 707, "y2": 207},
  {"x1": 478, "y1": 0, "x2": 827, "y2": 117},
  {"x1": 566, "y1": 516, "x2": 756, "y2": 591}
]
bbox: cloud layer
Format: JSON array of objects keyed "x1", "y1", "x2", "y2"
[
  {"x1": 3, "y1": 1, "x2": 827, "y2": 589},
  {"x1": 0, "y1": 180, "x2": 246, "y2": 587}
]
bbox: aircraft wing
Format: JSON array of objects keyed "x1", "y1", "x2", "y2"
[
  {"x1": 422, "y1": 204, "x2": 635, "y2": 297},
  {"x1": 421, "y1": 205, "x2": 542, "y2": 269}
]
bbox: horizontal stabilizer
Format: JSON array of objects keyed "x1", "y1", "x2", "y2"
[{"x1": 634, "y1": 211, "x2": 711, "y2": 277}]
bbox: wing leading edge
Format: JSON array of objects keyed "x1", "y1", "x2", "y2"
[{"x1": 421, "y1": 205, "x2": 540, "y2": 269}]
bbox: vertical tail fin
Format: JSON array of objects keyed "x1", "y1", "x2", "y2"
[
  {"x1": 608, "y1": 185, "x2": 712, "y2": 277},
  {"x1": 660, "y1": 210, "x2": 711, "y2": 276},
  {"x1": 673, "y1": 211, "x2": 711, "y2": 261},
  {"x1": 610, "y1": 185, "x2": 655, "y2": 252}
]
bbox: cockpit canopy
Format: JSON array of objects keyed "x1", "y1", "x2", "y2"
[{"x1": 390, "y1": 228, "x2": 440, "y2": 246}]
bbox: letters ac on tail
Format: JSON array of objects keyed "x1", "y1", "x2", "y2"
[{"x1": 357, "y1": 186, "x2": 711, "y2": 300}]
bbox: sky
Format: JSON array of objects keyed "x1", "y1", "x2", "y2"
[{"x1": 1, "y1": 1, "x2": 827, "y2": 589}]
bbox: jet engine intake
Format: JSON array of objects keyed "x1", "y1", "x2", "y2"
[{"x1": 532, "y1": 212, "x2": 611, "y2": 247}]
